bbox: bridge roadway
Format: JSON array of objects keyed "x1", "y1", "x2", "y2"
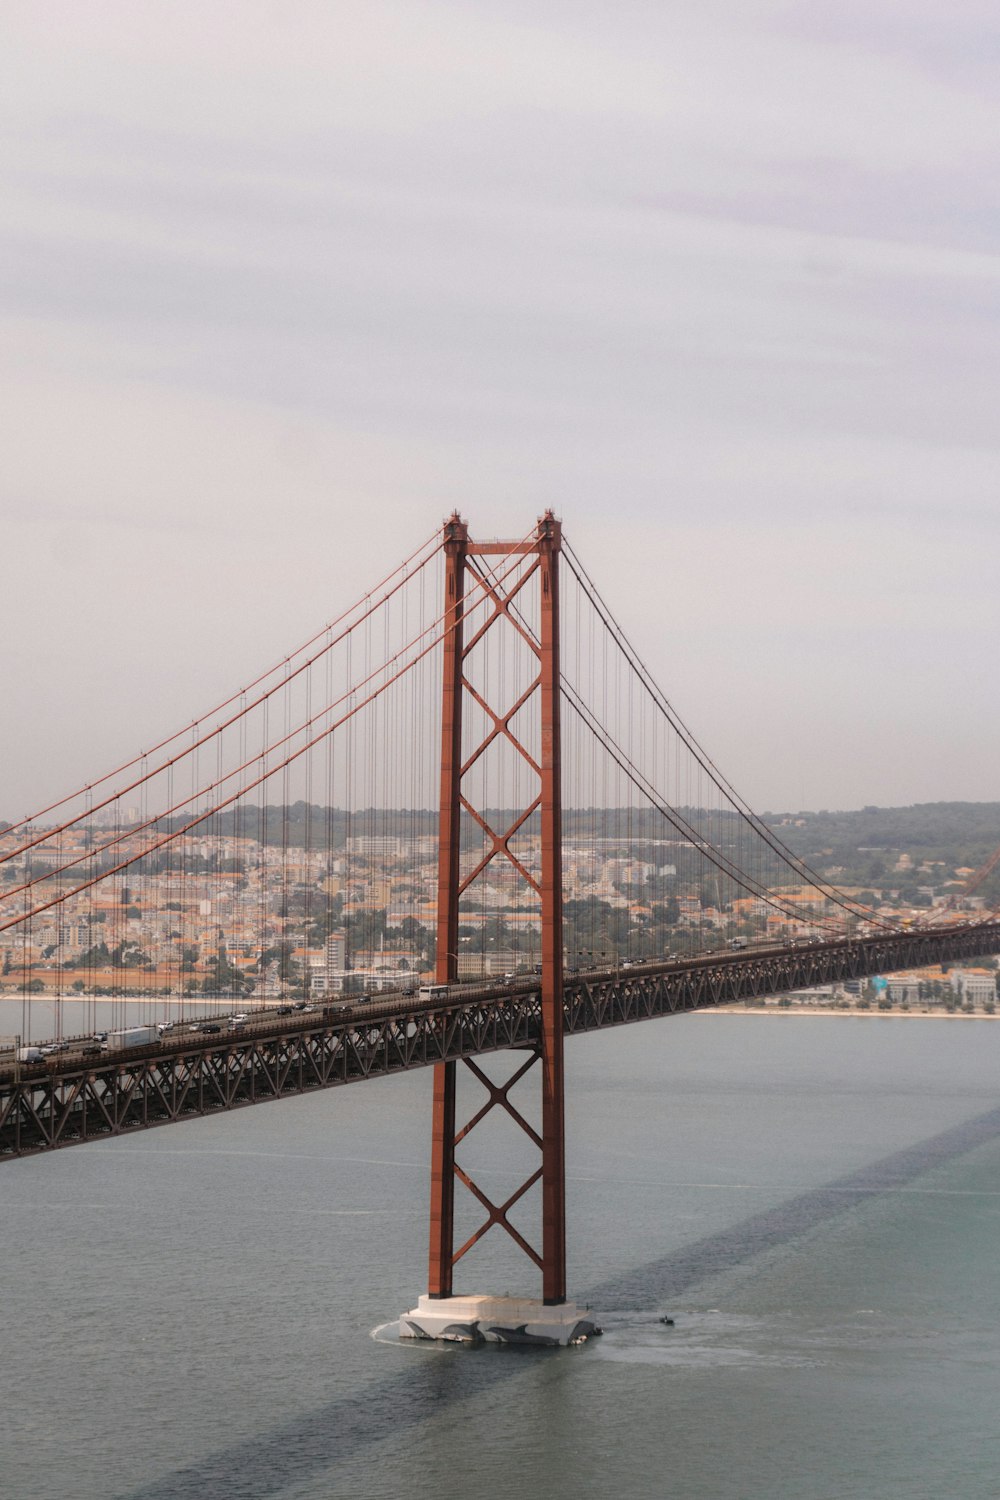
[{"x1": 3, "y1": 921, "x2": 999, "y2": 1159}]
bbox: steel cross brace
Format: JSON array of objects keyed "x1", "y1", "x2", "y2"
[{"x1": 449, "y1": 1051, "x2": 545, "y2": 1270}]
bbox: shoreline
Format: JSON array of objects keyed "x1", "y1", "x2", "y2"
[
  {"x1": 701, "y1": 1005, "x2": 998, "y2": 1019},
  {"x1": 4, "y1": 997, "x2": 996, "y2": 1025}
]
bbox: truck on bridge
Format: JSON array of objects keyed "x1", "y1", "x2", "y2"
[{"x1": 105, "y1": 1026, "x2": 160, "y2": 1052}]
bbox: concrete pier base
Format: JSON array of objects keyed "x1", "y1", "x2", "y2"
[{"x1": 399, "y1": 1294, "x2": 602, "y2": 1347}]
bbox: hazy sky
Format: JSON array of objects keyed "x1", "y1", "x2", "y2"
[{"x1": 3, "y1": 1, "x2": 999, "y2": 818}]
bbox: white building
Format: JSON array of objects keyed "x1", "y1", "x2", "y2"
[{"x1": 950, "y1": 969, "x2": 996, "y2": 1004}]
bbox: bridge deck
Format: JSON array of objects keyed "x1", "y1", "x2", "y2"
[{"x1": 3, "y1": 924, "x2": 998, "y2": 1160}]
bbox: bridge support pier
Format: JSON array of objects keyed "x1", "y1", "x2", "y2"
[{"x1": 400, "y1": 1294, "x2": 600, "y2": 1347}]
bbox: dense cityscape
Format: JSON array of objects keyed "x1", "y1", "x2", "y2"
[{"x1": 3, "y1": 806, "x2": 997, "y2": 1013}]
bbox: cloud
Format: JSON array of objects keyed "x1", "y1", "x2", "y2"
[{"x1": 0, "y1": 1, "x2": 997, "y2": 811}]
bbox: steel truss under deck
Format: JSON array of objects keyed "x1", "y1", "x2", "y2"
[{"x1": 2, "y1": 922, "x2": 999, "y2": 1160}]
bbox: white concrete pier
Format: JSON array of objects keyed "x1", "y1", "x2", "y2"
[{"x1": 399, "y1": 1294, "x2": 601, "y2": 1347}]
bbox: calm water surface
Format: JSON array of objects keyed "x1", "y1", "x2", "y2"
[{"x1": 3, "y1": 1015, "x2": 1000, "y2": 1499}]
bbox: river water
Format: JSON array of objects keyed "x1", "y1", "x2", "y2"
[{"x1": 3, "y1": 1014, "x2": 1000, "y2": 1499}]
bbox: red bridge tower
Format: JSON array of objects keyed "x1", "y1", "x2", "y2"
[{"x1": 401, "y1": 512, "x2": 599, "y2": 1346}]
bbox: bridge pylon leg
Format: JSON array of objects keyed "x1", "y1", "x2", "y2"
[{"x1": 401, "y1": 512, "x2": 601, "y2": 1347}]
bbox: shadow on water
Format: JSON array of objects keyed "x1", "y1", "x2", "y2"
[
  {"x1": 119, "y1": 1104, "x2": 1000, "y2": 1499},
  {"x1": 590, "y1": 1101, "x2": 1000, "y2": 1308}
]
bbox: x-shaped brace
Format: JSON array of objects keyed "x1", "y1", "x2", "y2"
[{"x1": 449, "y1": 1051, "x2": 545, "y2": 1270}]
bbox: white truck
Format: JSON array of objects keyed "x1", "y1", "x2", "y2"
[{"x1": 105, "y1": 1026, "x2": 159, "y2": 1051}]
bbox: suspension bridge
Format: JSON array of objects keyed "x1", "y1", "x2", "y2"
[{"x1": 2, "y1": 512, "x2": 997, "y2": 1343}]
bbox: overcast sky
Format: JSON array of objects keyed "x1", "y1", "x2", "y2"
[{"x1": 2, "y1": 1, "x2": 999, "y2": 819}]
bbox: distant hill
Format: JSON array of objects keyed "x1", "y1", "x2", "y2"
[
  {"x1": 763, "y1": 802, "x2": 1000, "y2": 866},
  {"x1": 180, "y1": 798, "x2": 1000, "y2": 873}
]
